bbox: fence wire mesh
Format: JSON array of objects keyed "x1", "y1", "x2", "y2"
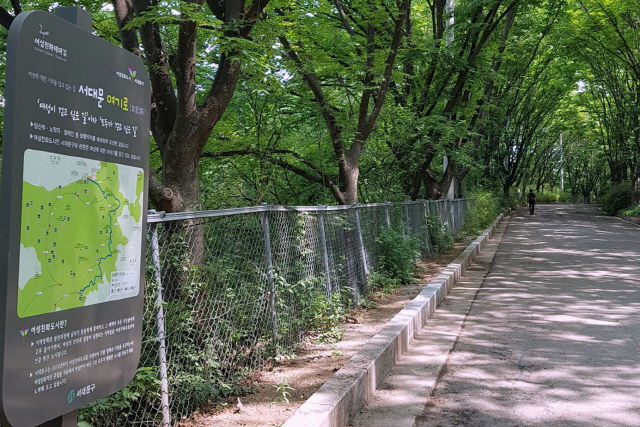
[{"x1": 80, "y1": 199, "x2": 472, "y2": 426}]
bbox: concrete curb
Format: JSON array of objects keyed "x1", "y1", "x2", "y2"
[
  {"x1": 282, "y1": 214, "x2": 505, "y2": 427},
  {"x1": 615, "y1": 213, "x2": 640, "y2": 226}
]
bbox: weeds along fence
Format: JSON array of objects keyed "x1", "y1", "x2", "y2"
[{"x1": 80, "y1": 199, "x2": 472, "y2": 427}]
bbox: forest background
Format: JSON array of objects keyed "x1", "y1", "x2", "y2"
[{"x1": 0, "y1": 0, "x2": 637, "y2": 213}]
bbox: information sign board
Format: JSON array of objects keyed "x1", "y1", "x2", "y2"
[{"x1": 0, "y1": 10, "x2": 150, "y2": 426}]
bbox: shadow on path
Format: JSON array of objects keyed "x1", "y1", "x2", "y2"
[{"x1": 416, "y1": 204, "x2": 640, "y2": 427}]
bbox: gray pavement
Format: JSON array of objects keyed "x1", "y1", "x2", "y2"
[
  {"x1": 355, "y1": 204, "x2": 640, "y2": 427},
  {"x1": 351, "y1": 209, "x2": 507, "y2": 427},
  {"x1": 417, "y1": 204, "x2": 640, "y2": 427}
]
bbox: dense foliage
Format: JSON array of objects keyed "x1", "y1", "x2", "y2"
[
  {"x1": 601, "y1": 182, "x2": 632, "y2": 215},
  {"x1": 375, "y1": 228, "x2": 420, "y2": 283},
  {"x1": 0, "y1": 0, "x2": 634, "y2": 208},
  {"x1": 460, "y1": 191, "x2": 503, "y2": 236},
  {"x1": 0, "y1": 0, "x2": 637, "y2": 422}
]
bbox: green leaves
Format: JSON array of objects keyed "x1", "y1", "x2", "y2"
[
  {"x1": 564, "y1": 0, "x2": 640, "y2": 192},
  {"x1": 375, "y1": 227, "x2": 420, "y2": 282},
  {"x1": 122, "y1": 0, "x2": 223, "y2": 31}
]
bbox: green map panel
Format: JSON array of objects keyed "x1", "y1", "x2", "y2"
[{"x1": 18, "y1": 150, "x2": 144, "y2": 318}]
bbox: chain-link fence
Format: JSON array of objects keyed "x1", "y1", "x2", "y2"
[{"x1": 80, "y1": 199, "x2": 472, "y2": 426}]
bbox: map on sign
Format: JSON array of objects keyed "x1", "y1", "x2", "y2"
[{"x1": 18, "y1": 149, "x2": 144, "y2": 318}]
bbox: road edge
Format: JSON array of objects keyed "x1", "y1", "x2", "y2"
[
  {"x1": 615, "y1": 213, "x2": 640, "y2": 226},
  {"x1": 281, "y1": 213, "x2": 505, "y2": 427}
]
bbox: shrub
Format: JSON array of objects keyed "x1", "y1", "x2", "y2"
[
  {"x1": 620, "y1": 203, "x2": 640, "y2": 217},
  {"x1": 558, "y1": 191, "x2": 572, "y2": 202},
  {"x1": 501, "y1": 193, "x2": 521, "y2": 210},
  {"x1": 535, "y1": 191, "x2": 572, "y2": 203},
  {"x1": 369, "y1": 273, "x2": 400, "y2": 297},
  {"x1": 427, "y1": 216, "x2": 453, "y2": 254},
  {"x1": 302, "y1": 289, "x2": 344, "y2": 343},
  {"x1": 536, "y1": 192, "x2": 558, "y2": 203},
  {"x1": 276, "y1": 276, "x2": 345, "y2": 343},
  {"x1": 79, "y1": 367, "x2": 161, "y2": 426},
  {"x1": 462, "y1": 192, "x2": 501, "y2": 236},
  {"x1": 375, "y1": 227, "x2": 419, "y2": 284},
  {"x1": 601, "y1": 182, "x2": 632, "y2": 215}
]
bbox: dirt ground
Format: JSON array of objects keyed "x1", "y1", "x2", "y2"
[{"x1": 177, "y1": 240, "x2": 472, "y2": 427}]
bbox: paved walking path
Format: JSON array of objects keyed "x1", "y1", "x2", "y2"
[{"x1": 353, "y1": 204, "x2": 640, "y2": 427}]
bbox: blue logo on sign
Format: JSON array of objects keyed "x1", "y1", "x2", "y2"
[{"x1": 67, "y1": 389, "x2": 75, "y2": 404}]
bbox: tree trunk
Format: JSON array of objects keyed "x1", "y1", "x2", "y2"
[
  {"x1": 503, "y1": 179, "x2": 513, "y2": 198},
  {"x1": 455, "y1": 167, "x2": 469, "y2": 198},
  {"x1": 632, "y1": 112, "x2": 640, "y2": 205},
  {"x1": 339, "y1": 149, "x2": 361, "y2": 204},
  {"x1": 156, "y1": 141, "x2": 206, "y2": 299},
  {"x1": 631, "y1": 166, "x2": 638, "y2": 205}
]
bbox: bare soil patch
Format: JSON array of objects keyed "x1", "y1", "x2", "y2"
[{"x1": 177, "y1": 239, "x2": 472, "y2": 427}]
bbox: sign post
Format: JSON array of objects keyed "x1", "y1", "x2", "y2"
[
  {"x1": 0, "y1": 8, "x2": 150, "y2": 426},
  {"x1": 36, "y1": 410, "x2": 77, "y2": 427}
]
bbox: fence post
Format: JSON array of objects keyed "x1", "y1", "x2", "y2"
[
  {"x1": 260, "y1": 203, "x2": 278, "y2": 345},
  {"x1": 422, "y1": 201, "x2": 431, "y2": 253},
  {"x1": 384, "y1": 202, "x2": 391, "y2": 228},
  {"x1": 317, "y1": 206, "x2": 332, "y2": 296},
  {"x1": 403, "y1": 202, "x2": 410, "y2": 237},
  {"x1": 449, "y1": 199, "x2": 456, "y2": 233},
  {"x1": 354, "y1": 205, "x2": 369, "y2": 278},
  {"x1": 149, "y1": 221, "x2": 172, "y2": 427}
]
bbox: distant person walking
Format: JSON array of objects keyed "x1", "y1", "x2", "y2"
[{"x1": 527, "y1": 189, "x2": 537, "y2": 215}]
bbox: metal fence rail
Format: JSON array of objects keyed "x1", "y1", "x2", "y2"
[{"x1": 81, "y1": 199, "x2": 472, "y2": 426}]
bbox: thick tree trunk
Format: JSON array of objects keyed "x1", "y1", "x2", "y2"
[
  {"x1": 339, "y1": 162, "x2": 359, "y2": 205},
  {"x1": 439, "y1": 160, "x2": 456, "y2": 197},
  {"x1": 455, "y1": 167, "x2": 470, "y2": 198},
  {"x1": 420, "y1": 156, "x2": 457, "y2": 200},
  {"x1": 632, "y1": 113, "x2": 640, "y2": 205},
  {"x1": 154, "y1": 139, "x2": 206, "y2": 299},
  {"x1": 337, "y1": 146, "x2": 363, "y2": 205},
  {"x1": 631, "y1": 163, "x2": 638, "y2": 206},
  {"x1": 410, "y1": 147, "x2": 437, "y2": 200},
  {"x1": 503, "y1": 179, "x2": 513, "y2": 198}
]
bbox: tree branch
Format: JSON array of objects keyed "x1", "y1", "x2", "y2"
[
  {"x1": 172, "y1": 0, "x2": 202, "y2": 121},
  {"x1": 111, "y1": 0, "x2": 140, "y2": 54},
  {"x1": 132, "y1": 0, "x2": 177, "y2": 152},
  {"x1": 198, "y1": 0, "x2": 271, "y2": 146},
  {"x1": 333, "y1": 0, "x2": 363, "y2": 56},
  {"x1": 267, "y1": 157, "x2": 346, "y2": 204},
  {"x1": 0, "y1": 6, "x2": 14, "y2": 31},
  {"x1": 9, "y1": 0, "x2": 20, "y2": 16},
  {"x1": 357, "y1": 0, "x2": 411, "y2": 144},
  {"x1": 278, "y1": 33, "x2": 345, "y2": 161}
]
